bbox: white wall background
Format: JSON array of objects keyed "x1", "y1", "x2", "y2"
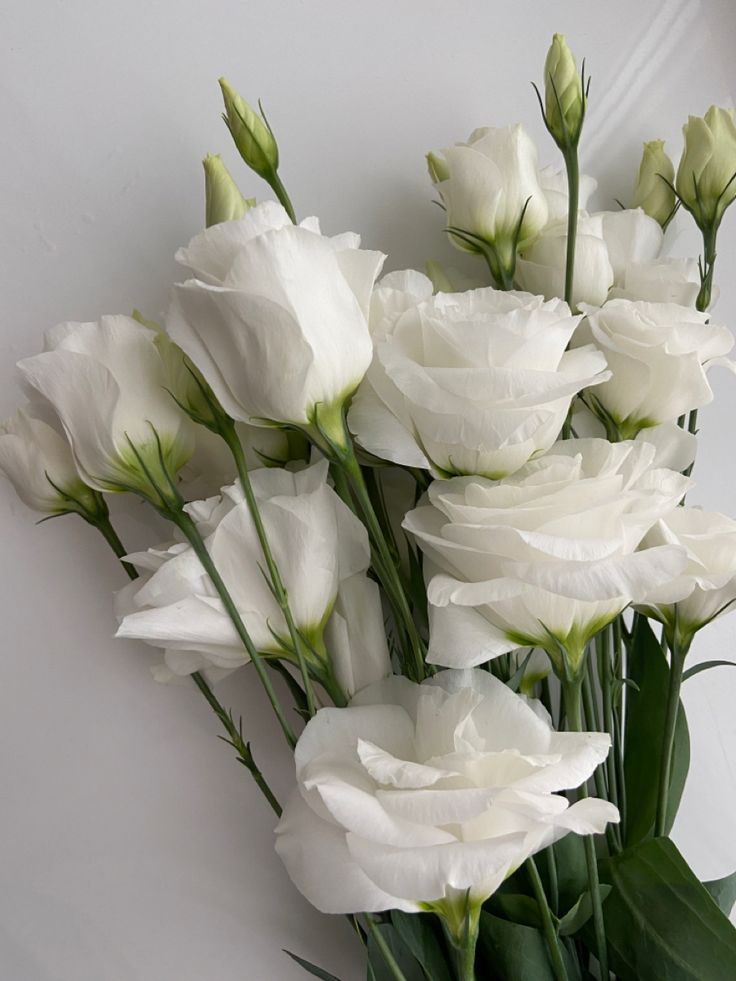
[{"x1": 2, "y1": 1, "x2": 736, "y2": 978}]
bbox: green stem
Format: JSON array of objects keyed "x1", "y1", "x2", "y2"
[
  {"x1": 364, "y1": 916, "x2": 410, "y2": 981},
  {"x1": 582, "y1": 668, "x2": 620, "y2": 855},
  {"x1": 563, "y1": 677, "x2": 609, "y2": 981},
  {"x1": 221, "y1": 422, "x2": 320, "y2": 715},
  {"x1": 268, "y1": 169, "x2": 297, "y2": 224},
  {"x1": 696, "y1": 223, "x2": 718, "y2": 313},
  {"x1": 191, "y1": 672, "x2": 281, "y2": 816},
  {"x1": 342, "y1": 446, "x2": 426, "y2": 681},
  {"x1": 527, "y1": 857, "x2": 569, "y2": 981},
  {"x1": 89, "y1": 512, "x2": 138, "y2": 581},
  {"x1": 546, "y1": 845, "x2": 560, "y2": 916},
  {"x1": 170, "y1": 506, "x2": 297, "y2": 748},
  {"x1": 654, "y1": 637, "x2": 688, "y2": 837},
  {"x1": 563, "y1": 149, "x2": 580, "y2": 309},
  {"x1": 91, "y1": 511, "x2": 284, "y2": 813}
]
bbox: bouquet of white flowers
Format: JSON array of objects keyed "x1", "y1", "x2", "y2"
[{"x1": 4, "y1": 33, "x2": 736, "y2": 981}]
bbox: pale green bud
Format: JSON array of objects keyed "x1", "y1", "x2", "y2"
[
  {"x1": 426, "y1": 151, "x2": 449, "y2": 185},
  {"x1": 219, "y1": 77, "x2": 279, "y2": 179},
  {"x1": 203, "y1": 154, "x2": 255, "y2": 227},
  {"x1": 676, "y1": 105, "x2": 736, "y2": 228},
  {"x1": 631, "y1": 140, "x2": 676, "y2": 227},
  {"x1": 543, "y1": 34, "x2": 585, "y2": 147}
]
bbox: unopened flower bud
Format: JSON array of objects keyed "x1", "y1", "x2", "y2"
[
  {"x1": 676, "y1": 106, "x2": 736, "y2": 229},
  {"x1": 543, "y1": 34, "x2": 585, "y2": 148},
  {"x1": 219, "y1": 78, "x2": 279, "y2": 179},
  {"x1": 632, "y1": 140, "x2": 676, "y2": 227},
  {"x1": 203, "y1": 154, "x2": 255, "y2": 227}
]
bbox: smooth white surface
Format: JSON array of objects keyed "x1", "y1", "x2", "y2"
[{"x1": 2, "y1": 1, "x2": 736, "y2": 978}]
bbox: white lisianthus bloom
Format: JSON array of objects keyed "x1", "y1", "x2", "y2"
[
  {"x1": 275, "y1": 669, "x2": 618, "y2": 919},
  {"x1": 166, "y1": 201, "x2": 385, "y2": 433},
  {"x1": 116, "y1": 459, "x2": 390, "y2": 694},
  {"x1": 576, "y1": 299, "x2": 735, "y2": 438},
  {"x1": 636, "y1": 507, "x2": 736, "y2": 650},
  {"x1": 0, "y1": 405, "x2": 98, "y2": 515},
  {"x1": 348, "y1": 272, "x2": 609, "y2": 479},
  {"x1": 17, "y1": 316, "x2": 195, "y2": 498},
  {"x1": 429, "y1": 125, "x2": 548, "y2": 257},
  {"x1": 538, "y1": 165, "x2": 598, "y2": 222},
  {"x1": 403, "y1": 438, "x2": 690, "y2": 672}
]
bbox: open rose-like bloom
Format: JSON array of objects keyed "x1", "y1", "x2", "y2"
[
  {"x1": 576, "y1": 299, "x2": 735, "y2": 438},
  {"x1": 275, "y1": 669, "x2": 618, "y2": 916},
  {"x1": 348, "y1": 272, "x2": 608, "y2": 479},
  {"x1": 0, "y1": 404, "x2": 97, "y2": 516},
  {"x1": 166, "y1": 201, "x2": 385, "y2": 429},
  {"x1": 428, "y1": 125, "x2": 549, "y2": 256},
  {"x1": 116, "y1": 458, "x2": 390, "y2": 694},
  {"x1": 517, "y1": 207, "x2": 700, "y2": 309},
  {"x1": 403, "y1": 438, "x2": 689, "y2": 669},
  {"x1": 636, "y1": 507, "x2": 736, "y2": 650},
  {"x1": 17, "y1": 316, "x2": 195, "y2": 497}
]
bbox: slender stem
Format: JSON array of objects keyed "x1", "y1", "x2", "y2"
[
  {"x1": 563, "y1": 149, "x2": 580, "y2": 309},
  {"x1": 654, "y1": 636, "x2": 688, "y2": 837},
  {"x1": 191, "y1": 672, "x2": 282, "y2": 816},
  {"x1": 170, "y1": 507, "x2": 297, "y2": 748},
  {"x1": 90, "y1": 513, "x2": 138, "y2": 580},
  {"x1": 221, "y1": 423, "x2": 319, "y2": 715},
  {"x1": 563, "y1": 677, "x2": 609, "y2": 981},
  {"x1": 335, "y1": 436, "x2": 426, "y2": 682},
  {"x1": 546, "y1": 846, "x2": 560, "y2": 916},
  {"x1": 364, "y1": 916, "x2": 409, "y2": 981},
  {"x1": 268, "y1": 169, "x2": 297, "y2": 224},
  {"x1": 527, "y1": 857, "x2": 569, "y2": 981},
  {"x1": 582, "y1": 668, "x2": 620, "y2": 855},
  {"x1": 696, "y1": 223, "x2": 718, "y2": 313},
  {"x1": 90, "y1": 512, "x2": 284, "y2": 812}
]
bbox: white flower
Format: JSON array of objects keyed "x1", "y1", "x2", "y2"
[
  {"x1": 576, "y1": 299, "x2": 735, "y2": 437},
  {"x1": 636, "y1": 507, "x2": 736, "y2": 648},
  {"x1": 324, "y1": 574, "x2": 392, "y2": 699},
  {"x1": 115, "y1": 459, "x2": 387, "y2": 693},
  {"x1": 166, "y1": 201, "x2": 385, "y2": 429},
  {"x1": 17, "y1": 316, "x2": 195, "y2": 497},
  {"x1": 677, "y1": 106, "x2": 736, "y2": 228},
  {"x1": 538, "y1": 165, "x2": 598, "y2": 222},
  {"x1": 429, "y1": 125, "x2": 548, "y2": 255},
  {"x1": 275, "y1": 668, "x2": 618, "y2": 916},
  {"x1": 0, "y1": 405, "x2": 97, "y2": 515},
  {"x1": 348, "y1": 271, "x2": 609, "y2": 479},
  {"x1": 517, "y1": 208, "x2": 675, "y2": 309},
  {"x1": 403, "y1": 438, "x2": 689, "y2": 671}
]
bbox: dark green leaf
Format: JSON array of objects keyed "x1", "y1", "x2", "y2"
[
  {"x1": 486, "y1": 893, "x2": 542, "y2": 929},
  {"x1": 389, "y1": 911, "x2": 452, "y2": 981},
  {"x1": 284, "y1": 950, "x2": 342, "y2": 980},
  {"x1": 476, "y1": 912, "x2": 556, "y2": 980},
  {"x1": 683, "y1": 659, "x2": 736, "y2": 682},
  {"x1": 624, "y1": 617, "x2": 689, "y2": 844},
  {"x1": 705, "y1": 871, "x2": 736, "y2": 916},
  {"x1": 557, "y1": 886, "x2": 612, "y2": 937},
  {"x1": 599, "y1": 837, "x2": 736, "y2": 980},
  {"x1": 550, "y1": 835, "x2": 588, "y2": 912},
  {"x1": 367, "y1": 923, "x2": 425, "y2": 981}
]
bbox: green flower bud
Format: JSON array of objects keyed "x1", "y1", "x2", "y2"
[
  {"x1": 426, "y1": 151, "x2": 449, "y2": 185},
  {"x1": 219, "y1": 77, "x2": 278, "y2": 179},
  {"x1": 631, "y1": 140, "x2": 676, "y2": 227},
  {"x1": 543, "y1": 34, "x2": 585, "y2": 147},
  {"x1": 203, "y1": 153, "x2": 255, "y2": 227},
  {"x1": 676, "y1": 106, "x2": 736, "y2": 229}
]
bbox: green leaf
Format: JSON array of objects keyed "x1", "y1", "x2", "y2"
[
  {"x1": 389, "y1": 911, "x2": 452, "y2": 981},
  {"x1": 367, "y1": 923, "x2": 425, "y2": 981},
  {"x1": 683, "y1": 659, "x2": 736, "y2": 682},
  {"x1": 704, "y1": 871, "x2": 736, "y2": 916},
  {"x1": 599, "y1": 837, "x2": 736, "y2": 980},
  {"x1": 624, "y1": 617, "x2": 690, "y2": 844},
  {"x1": 476, "y1": 912, "x2": 556, "y2": 980},
  {"x1": 284, "y1": 950, "x2": 343, "y2": 980},
  {"x1": 557, "y1": 886, "x2": 612, "y2": 937},
  {"x1": 551, "y1": 834, "x2": 589, "y2": 911},
  {"x1": 486, "y1": 893, "x2": 542, "y2": 929}
]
